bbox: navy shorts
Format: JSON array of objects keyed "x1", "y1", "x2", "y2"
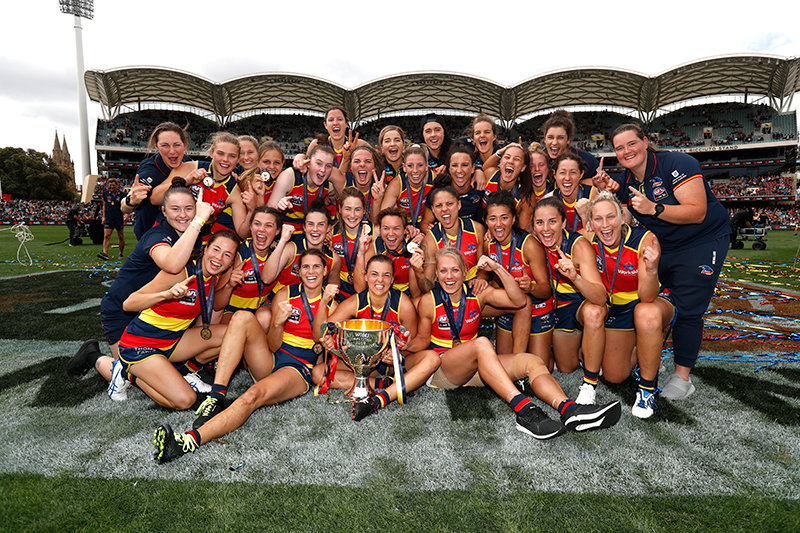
[
  {"x1": 275, "y1": 344, "x2": 316, "y2": 386},
  {"x1": 104, "y1": 218, "x2": 124, "y2": 231}
]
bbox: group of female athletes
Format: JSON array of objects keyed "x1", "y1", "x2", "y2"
[{"x1": 66, "y1": 106, "x2": 729, "y2": 464}]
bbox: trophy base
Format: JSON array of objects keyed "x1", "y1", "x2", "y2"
[{"x1": 344, "y1": 377, "x2": 376, "y2": 401}]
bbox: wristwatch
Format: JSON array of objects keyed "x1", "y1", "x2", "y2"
[{"x1": 653, "y1": 204, "x2": 665, "y2": 218}]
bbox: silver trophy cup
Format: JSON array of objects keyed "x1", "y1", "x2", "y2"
[{"x1": 334, "y1": 319, "x2": 394, "y2": 400}]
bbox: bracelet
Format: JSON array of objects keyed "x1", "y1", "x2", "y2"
[
  {"x1": 192, "y1": 216, "x2": 206, "y2": 226},
  {"x1": 190, "y1": 222, "x2": 203, "y2": 232}
]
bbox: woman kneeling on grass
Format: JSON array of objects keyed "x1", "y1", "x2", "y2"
[
  {"x1": 584, "y1": 192, "x2": 676, "y2": 418},
  {"x1": 152, "y1": 249, "x2": 337, "y2": 463},
  {"x1": 412, "y1": 247, "x2": 620, "y2": 439},
  {"x1": 76, "y1": 231, "x2": 242, "y2": 409}
]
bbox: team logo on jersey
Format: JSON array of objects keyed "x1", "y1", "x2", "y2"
[
  {"x1": 181, "y1": 288, "x2": 198, "y2": 305},
  {"x1": 291, "y1": 195, "x2": 304, "y2": 206},
  {"x1": 652, "y1": 177, "x2": 663, "y2": 188},
  {"x1": 332, "y1": 241, "x2": 345, "y2": 255},
  {"x1": 244, "y1": 269, "x2": 256, "y2": 282},
  {"x1": 489, "y1": 252, "x2": 500, "y2": 262},
  {"x1": 290, "y1": 261, "x2": 300, "y2": 276},
  {"x1": 699, "y1": 265, "x2": 714, "y2": 276},
  {"x1": 288, "y1": 306, "x2": 302, "y2": 323},
  {"x1": 398, "y1": 197, "x2": 411, "y2": 209},
  {"x1": 437, "y1": 316, "x2": 450, "y2": 328}
]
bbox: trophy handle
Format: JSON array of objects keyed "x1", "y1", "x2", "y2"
[{"x1": 390, "y1": 330, "x2": 407, "y2": 405}]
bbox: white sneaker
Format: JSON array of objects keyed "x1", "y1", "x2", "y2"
[
  {"x1": 107, "y1": 359, "x2": 131, "y2": 401},
  {"x1": 184, "y1": 371, "x2": 212, "y2": 393},
  {"x1": 575, "y1": 382, "x2": 597, "y2": 405},
  {"x1": 631, "y1": 388, "x2": 656, "y2": 419}
]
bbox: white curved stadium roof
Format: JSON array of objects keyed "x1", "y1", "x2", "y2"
[{"x1": 85, "y1": 54, "x2": 800, "y2": 126}]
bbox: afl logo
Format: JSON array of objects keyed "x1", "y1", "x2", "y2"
[
  {"x1": 332, "y1": 241, "x2": 345, "y2": 255},
  {"x1": 398, "y1": 197, "x2": 410, "y2": 209},
  {"x1": 699, "y1": 265, "x2": 714, "y2": 276},
  {"x1": 244, "y1": 269, "x2": 256, "y2": 282},
  {"x1": 291, "y1": 195, "x2": 303, "y2": 206},
  {"x1": 291, "y1": 261, "x2": 300, "y2": 276},
  {"x1": 437, "y1": 316, "x2": 450, "y2": 328},
  {"x1": 489, "y1": 252, "x2": 499, "y2": 262},
  {"x1": 181, "y1": 288, "x2": 198, "y2": 305},
  {"x1": 289, "y1": 306, "x2": 302, "y2": 323}
]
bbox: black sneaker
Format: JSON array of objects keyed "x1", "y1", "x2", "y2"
[
  {"x1": 351, "y1": 397, "x2": 380, "y2": 421},
  {"x1": 561, "y1": 401, "x2": 622, "y2": 432},
  {"x1": 195, "y1": 365, "x2": 216, "y2": 386},
  {"x1": 97, "y1": 252, "x2": 109, "y2": 260},
  {"x1": 66, "y1": 339, "x2": 100, "y2": 377},
  {"x1": 516, "y1": 405, "x2": 566, "y2": 440},
  {"x1": 514, "y1": 377, "x2": 534, "y2": 397},
  {"x1": 153, "y1": 424, "x2": 196, "y2": 464},
  {"x1": 193, "y1": 396, "x2": 225, "y2": 430}
]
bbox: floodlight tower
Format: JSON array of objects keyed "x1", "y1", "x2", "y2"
[{"x1": 59, "y1": 0, "x2": 93, "y2": 185}]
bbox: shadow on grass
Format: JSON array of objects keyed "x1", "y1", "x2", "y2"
[
  {"x1": 693, "y1": 366, "x2": 800, "y2": 426},
  {"x1": 444, "y1": 387, "x2": 497, "y2": 421},
  {"x1": 0, "y1": 356, "x2": 106, "y2": 407}
]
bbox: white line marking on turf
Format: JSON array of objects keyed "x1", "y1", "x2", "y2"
[{"x1": 44, "y1": 298, "x2": 103, "y2": 314}]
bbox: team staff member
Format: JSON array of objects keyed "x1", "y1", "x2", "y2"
[
  {"x1": 151, "y1": 249, "x2": 336, "y2": 463},
  {"x1": 97, "y1": 178, "x2": 126, "y2": 260},
  {"x1": 585, "y1": 192, "x2": 676, "y2": 418},
  {"x1": 122, "y1": 122, "x2": 193, "y2": 240},
  {"x1": 314, "y1": 254, "x2": 440, "y2": 421},
  {"x1": 66, "y1": 179, "x2": 210, "y2": 387},
  {"x1": 597, "y1": 123, "x2": 730, "y2": 400}
]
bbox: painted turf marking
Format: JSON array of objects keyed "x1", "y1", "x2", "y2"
[{"x1": 44, "y1": 298, "x2": 103, "y2": 314}]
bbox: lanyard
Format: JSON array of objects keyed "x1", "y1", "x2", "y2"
[
  {"x1": 402, "y1": 171, "x2": 426, "y2": 228},
  {"x1": 438, "y1": 284, "x2": 466, "y2": 344},
  {"x1": 342, "y1": 226, "x2": 362, "y2": 273},
  {"x1": 299, "y1": 287, "x2": 318, "y2": 327},
  {"x1": 597, "y1": 226, "x2": 626, "y2": 302},
  {"x1": 441, "y1": 220, "x2": 462, "y2": 252},
  {"x1": 194, "y1": 259, "x2": 215, "y2": 328},
  {"x1": 303, "y1": 177, "x2": 324, "y2": 213},
  {"x1": 247, "y1": 240, "x2": 266, "y2": 295},
  {"x1": 494, "y1": 232, "x2": 517, "y2": 273},
  {"x1": 368, "y1": 291, "x2": 392, "y2": 322},
  {"x1": 544, "y1": 231, "x2": 570, "y2": 306}
]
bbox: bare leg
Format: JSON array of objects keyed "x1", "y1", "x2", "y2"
[
  {"x1": 255, "y1": 305, "x2": 272, "y2": 333},
  {"x1": 634, "y1": 299, "x2": 675, "y2": 382},
  {"x1": 552, "y1": 333, "x2": 581, "y2": 373},
  {"x1": 439, "y1": 337, "x2": 490, "y2": 386},
  {"x1": 196, "y1": 368, "x2": 308, "y2": 443},
  {"x1": 129, "y1": 356, "x2": 197, "y2": 409},
  {"x1": 601, "y1": 330, "x2": 636, "y2": 383},
  {"x1": 528, "y1": 330, "x2": 553, "y2": 372},
  {"x1": 577, "y1": 302, "x2": 607, "y2": 374},
  {"x1": 117, "y1": 229, "x2": 125, "y2": 256},
  {"x1": 382, "y1": 350, "x2": 440, "y2": 402},
  {"x1": 102, "y1": 228, "x2": 112, "y2": 255},
  {"x1": 213, "y1": 311, "x2": 274, "y2": 387}
]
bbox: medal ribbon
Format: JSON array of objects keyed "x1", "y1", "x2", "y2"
[
  {"x1": 247, "y1": 240, "x2": 265, "y2": 296},
  {"x1": 597, "y1": 226, "x2": 626, "y2": 304},
  {"x1": 438, "y1": 284, "x2": 466, "y2": 345},
  {"x1": 402, "y1": 172, "x2": 426, "y2": 228},
  {"x1": 299, "y1": 287, "x2": 318, "y2": 328},
  {"x1": 343, "y1": 226, "x2": 362, "y2": 273},
  {"x1": 369, "y1": 291, "x2": 393, "y2": 322},
  {"x1": 303, "y1": 177, "x2": 324, "y2": 214},
  {"x1": 494, "y1": 232, "x2": 517, "y2": 273},
  {"x1": 195, "y1": 258, "x2": 215, "y2": 329}
]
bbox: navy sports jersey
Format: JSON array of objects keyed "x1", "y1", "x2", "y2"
[
  {"x1": 100, "y1": 221, "x2": 202, "y2": 343},
  {"x1": 102, "y1": 189, "x2": 125, "y2": 223},
  {"x1": 613, "y1": 151, "x2": 730, "y2": 253},
  {"x1": 575, "y1": 147, "x2": 599, "y2": 180},
  {"x1": 133, "y1": 152, "x2": 193, "y2": 239}
]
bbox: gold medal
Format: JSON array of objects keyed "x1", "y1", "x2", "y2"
[
  {"x1": 201, "y1": 327, "x2": 212, "y2": 340},
  {"x1": 452, "y1": 340, "x2": 461, "y2": 346},
  {"x1": 312, "y1": 343, "x2": 323, "y2": 355},
  {"x1": 347, "y1": 272, "x2": 353, "y2": 284}
]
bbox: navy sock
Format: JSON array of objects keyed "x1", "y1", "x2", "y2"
[
  {"x1": 558, "y1": 400, "x2": 578, "y2": 415},
  {"x1": 510, "y1": 394, "x2": 533, "y2": 415},
  {"x1": 210, "y1": 384, "x2": 227, "y2": 401}
]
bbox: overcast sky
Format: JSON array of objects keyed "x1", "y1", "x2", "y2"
[{"x1": 1, "y1": 0, "x2": 798, "y2": 183}]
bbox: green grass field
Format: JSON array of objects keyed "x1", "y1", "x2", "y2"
[{"x1": 1, "y1": 225, "x2": 800, "y2": 532}]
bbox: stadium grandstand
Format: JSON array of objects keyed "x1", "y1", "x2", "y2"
[{"x1": 82, "y1": 54, "x2": 800, "y2": 224}]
